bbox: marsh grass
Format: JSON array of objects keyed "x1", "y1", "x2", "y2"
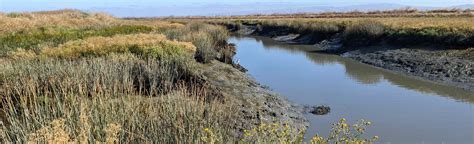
[
  {"x1": 0, "y1": 55, "x2": 237, "y2": 143},
  {"x1": 0, "y1": 10, "x2": 383, "y2": 143},
  {"x1": 0, "y1": 12, "x2": 235, "y2": 141},
  {"x1": 0, "y1": 10, "x2": 117, "y2": 35},
  {"x1": 162, "y1": 22, "x2": 229, "y2": 63},
  {"x1": 343, "y1": 20, "x2": 386, "y2": 46},
  {"x1": 1, "y1": 10, "x2": 231, "y2": 63},
  {"x1": 190, "y1": 8, "x2": 473, "y2": 19},
  {"x1": 219, "y1": 17, "x2": 473, "y2": 47},
  {"x1": 0, "y1": 25, "x2": 154, "y2": 56},
  {"x1": 0, "y1": 10, "x2": 244, "y2": 143},
  {"x1": 40, "y1": 33, "x2": 196, "y2": 59}
]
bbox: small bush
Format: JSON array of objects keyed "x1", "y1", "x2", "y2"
[
  {"x1": 190, "y1": 33, "x2": 216, "y2": 63},
  {"x1": 5, "y1": 12, "x2": 24, "y2": 18},
  {"x1": 162, "y1": 23, "x2": 229, "y2": 63},
  {"x1": 201, "y1": 118, "x2": 379, "y2": 143},
  {"x1": 184, "y1": 22, "x2": 229, "y2": 47}
]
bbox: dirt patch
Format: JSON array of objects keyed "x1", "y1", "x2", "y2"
[
  {"x1": 448, "y1": 48, "x2": 474, "y2": 61},
  {"x1": 344, "y1": 47, "x2": 474, "y2": 91},
  {"x1": 272, "y1": 34, "x2": 300, "y2": 42},
  {"x1": 197, "y1": 61, "x2": 308, "y2": 136}
]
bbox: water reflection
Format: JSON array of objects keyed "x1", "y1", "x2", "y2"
[
  {"x1": 231, "y1": 35, "x2": 474, "y2": 143},
  {"x1": 237, "y1": 35, "x2": 474, "y2": 103}
]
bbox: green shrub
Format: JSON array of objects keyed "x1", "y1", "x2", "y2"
[
  {"x1": 190, "y1": 33, "x2": 216, "y2": 63},
  {"x1": 5, "y1": 12, "x2": 23, "y2": 18}
]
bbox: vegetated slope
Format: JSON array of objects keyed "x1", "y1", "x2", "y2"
[
  {"x1": 0, "y1": 10, "x2": 294, "y2": 143},
  {"x1": 0, "y1": 10, "x2": 238, "y2": 143},
  {"x1": 0, "y1": 10, "x2": 381, "y2": 143},
  {"x1": 216, "y1": 16, "x2": 474, "y2": 47}
]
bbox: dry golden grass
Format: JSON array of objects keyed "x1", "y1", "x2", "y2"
[
  {"x1": 41, "y1": 33, "x2": 196, "y2": 59},
  {"x1": 373, "y1": 17, "x2": 474, "y2": 31},
  {"x1": 27, "y1": 119, "x2": 71, "y2": 143},
  {"x1": 0, "y1": 10, "x2": 118, "y2": 34},
  {"x1": 27, "y1": 104, "x2": 122, "y2": 143},
  {"x1": 213, "y1": 15, "x2": 473, "y2": 46},
  {"x1": 188, "y1": 8, "x2": 473, "y2": 19},
  {"x1": 232, "y1": 16, "x2": 474, "y2": 31},
  {"x1": 0, "y1": 10, "x2": 185, "y2": 35},
  {"x1": 297, "y1": 17, "x2": 474, "y2": 31},
  {"x1": 5, "y1": 49, "x2": 37, "y2": 60}
]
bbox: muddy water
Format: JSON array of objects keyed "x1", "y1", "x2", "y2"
[{"x1": 230, "y1": 36, "x2": 474, "y2": 143}]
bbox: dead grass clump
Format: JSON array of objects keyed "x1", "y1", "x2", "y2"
[
  {"x1": 27, "y1": 119, "x2": 71, "y2": 143},
  {"x1": 6, "y1": 49, "x2": 37, "y2": 60}
]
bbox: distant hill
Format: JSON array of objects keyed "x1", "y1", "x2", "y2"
[
  {"x1": 448, "y1": 4, "x2": 474, "y2": 9},
  {"x1": 86, "y1": 3, "x2": 474, "y2": 17}
]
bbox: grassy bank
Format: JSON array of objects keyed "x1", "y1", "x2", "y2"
[
  {"x1": 0, "y1": 10, "x2": 238, "y2": 143},
  {"x1": 212, "y1": 13, "x2": 474, "y2": 48},
  {"x1": 0, "y1": 10, "x2": 380, "y2": 143},
  {"x1": 0, "y1": 56, "x2": 236, "y2": 143}
]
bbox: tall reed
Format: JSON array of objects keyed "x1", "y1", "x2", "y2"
[{"x1": 0, "y1": 55, "x2": 237, "y2": 143}]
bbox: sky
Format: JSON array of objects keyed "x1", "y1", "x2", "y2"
[{"x1": 0, "y1": 0, "x2": 472, "y2": 17}]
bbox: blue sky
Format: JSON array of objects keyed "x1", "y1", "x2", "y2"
[
  {"x1": 1, "y1": 0, "x2": 472, "y2": 7},
  {"x1": 1, "y1": 0, "x2": 472, "y2": 17}
]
